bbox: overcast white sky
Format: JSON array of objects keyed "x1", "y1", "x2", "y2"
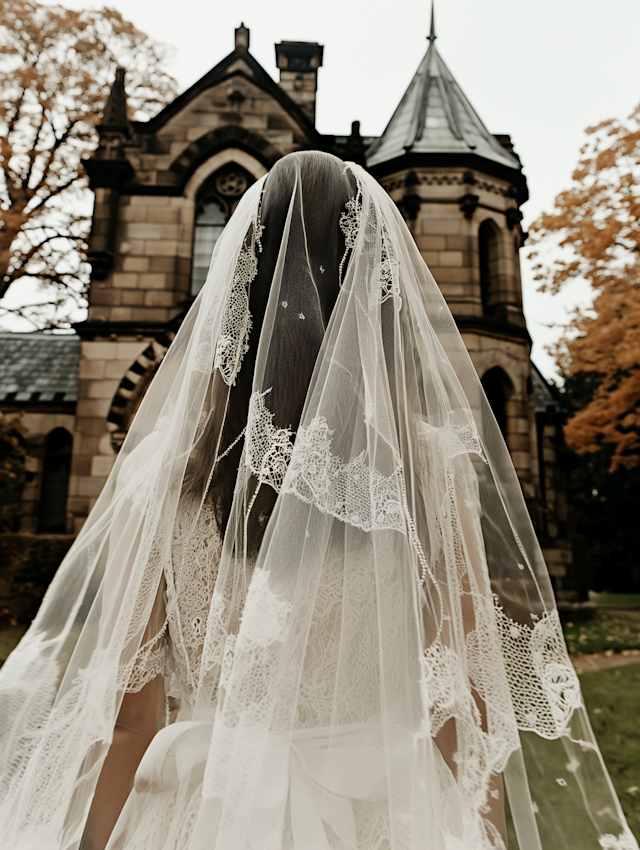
[{"x1": 45, "y1": 0, "x2": 640, "y2": 377}]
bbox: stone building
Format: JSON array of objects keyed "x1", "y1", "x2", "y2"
[
  {"x1": 0, "y1": 22, "x2": 577, "y2": 601},
  {"x1": 0, "y1": 333, "x2": 79, "y2": 533}
]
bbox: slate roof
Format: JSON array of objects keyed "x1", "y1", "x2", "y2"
[
  {"x1": 532, "y1": 364, "x2": 558, "y2": 415},
  {"x1": 366, "y1": 18, "x2": 521, "y2": 172},
  {"x1": 0, "y1": 332, "x2": 80, "y2": 404}
]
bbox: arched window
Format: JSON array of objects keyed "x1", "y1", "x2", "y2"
[
  {"x1": 481, "y1": 367, "x2": 513, "y2": 439},
  {"x1": 191, "y1": 199, "x2": 226, "y2": 296},
  {"x1": 39, "y1": 428, "x2": 72, "y2": 533},
  {"x1": 478, "y1": 219, "x2": 501, "y2": 316},
  {"x1": 190, "y1": 164, "x2": 254, "y2": 296}
]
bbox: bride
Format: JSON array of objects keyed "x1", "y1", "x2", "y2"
[{"x1": 0, "y1": 151, "x2": 635, "y2": 850}]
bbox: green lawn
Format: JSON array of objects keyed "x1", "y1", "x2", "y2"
[
  {"x1": 564, "y1": 608, "x2": 640, "y2": 655},
  {"x1": 589, "y1": 592, "x2": 640, "y2": 609},
  {"x1": 580, "y1": 663, "x2": 640, "y2": 839}
]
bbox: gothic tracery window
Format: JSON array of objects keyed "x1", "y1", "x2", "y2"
[
  {"x1": 190, "y1": 164, "x2": 253, "y2": 296},
  {"x1": 191, "y1": 199, "x2": 226, "y2": 295}
]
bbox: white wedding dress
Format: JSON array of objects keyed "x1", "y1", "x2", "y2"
[{"x1": 0, "y1": 152, "x2": 635, "y2": 850}]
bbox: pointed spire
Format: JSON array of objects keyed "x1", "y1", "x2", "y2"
[
  {"x1": 366, "y1": 26, "x2": 520, "y2": 171},
  {"x1": 99, "y1": 68, "x2": 130, "y2": 135},
  {"x1": 428, "y1": 1, "x2": 436, "y2": 43}
]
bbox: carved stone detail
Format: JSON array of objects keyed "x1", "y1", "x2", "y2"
[{"x1": 458, "y1": 193, "x2": 479, "y2": 220}]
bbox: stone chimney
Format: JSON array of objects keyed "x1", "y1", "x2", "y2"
[{"x1": 275, "y1": 41, "x2": 324, "y2": 124}]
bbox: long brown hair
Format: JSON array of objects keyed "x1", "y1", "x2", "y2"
[{"x1": 184, "y1": 152, "x2": 355, "y2": 544}]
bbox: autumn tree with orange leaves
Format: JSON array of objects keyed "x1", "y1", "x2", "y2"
[
  {"x1": 0, "y1": 1, "x2": 177, "y2": 329},
  {"x1": 529, "y1": 103, "x2": 640, "y2": 471}
]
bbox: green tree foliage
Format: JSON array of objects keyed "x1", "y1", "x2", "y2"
[
  {"x1": 0, "y1": 412, "x2": 26, "y2": 532},
  {"x1": 559, "y1": 375, "x2": 640, "y2": 592},
  {"x1": 529, "y1": 103, "x2": 640, "y2": 471}
]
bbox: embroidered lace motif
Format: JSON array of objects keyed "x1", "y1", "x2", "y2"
[
  {"x1": 340, "y1": 164, "x2": 400, "y2": 304},
  {"x1": 244, "y1": 389, "x2": 295, "y2": 493},
  {"x1": 338, "y1": 191, "x2": 362, "y2": 286},
  {"x1": 193, "y1": 315, "x2": 217, "y2": 375},
  {"x1": 450, "y1": 423, "x2": 487, "y2": 461},
  {"x1": 494, "y1": 600, "x2": 582, "y2": 739},
  {"x1": 283, "y1": 415, "x2": 404, "y2": 533},
  {"x1": 421, "y1": 640, "x2": 466, "y2": 737},
  {"x1": 599, "y1": 832, "x2": 639, "y2": 850},
  {"x1": 200, "y1": 589, "x2": 233, "y2": 683},
  {"x1": 165, "y1": 499, "x2": 223, "y2": 706},
  {"x1": 219, "y1": 634, "x2": 237, "y2": 691},
  {"x1": 297, "y1": 560, "x2": 370, "y2": 728},
  {"x1": 13, "y1": 649, "x2": 116, "y2": 837},
  {"x1": 125, "y1": 499, "x2": 224, "y2": 702},
  {"x1": 126, "y1": 637, "x2": 166, "y2": 694},
  {"x1": 214, "y1": 207, "x2": 263, "y2": 386},
  {"x1": 379, "y1": 220, "x2": 399, "y2": 304},
  {"x1": 417, "y1": 420, "x2": 486, "y2": 463},
  {"x1": 420, "y1": 602, "x2": 520, "y2": 821}
]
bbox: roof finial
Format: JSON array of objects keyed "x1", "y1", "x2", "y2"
[
  {"x1": 99, "y1": 68, "x2": 130, "y2": 135},
  {"x1": 235, "y1": 23, "x2": 250, "y2": 51},
  {"x1": 428, "y1": 1, "x2": 436, "y2": 42}
]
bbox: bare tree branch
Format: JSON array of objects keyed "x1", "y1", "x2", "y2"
[{"x1": 0, "y1": 0, "x2": 178, "y2": 329}]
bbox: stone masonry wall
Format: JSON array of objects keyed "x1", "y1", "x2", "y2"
[{"x1": 69, "y1": 339, "x2": 149, "y2": 529}]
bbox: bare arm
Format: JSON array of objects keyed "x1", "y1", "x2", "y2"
[
  {"x1": 430, "y1": 459, "x2": 507, "y2": 845},
  {"x1": 81, "y1": 588, "x2": 166, "y2": 850}
]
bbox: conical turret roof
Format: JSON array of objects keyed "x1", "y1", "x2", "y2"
[{"x1": 367, "y1": 15, "x2": 520, "y2": 172}]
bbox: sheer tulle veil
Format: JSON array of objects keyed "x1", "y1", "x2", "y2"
[{"x1": 0, "y1": 151, "x2": 635, "y2": 850}]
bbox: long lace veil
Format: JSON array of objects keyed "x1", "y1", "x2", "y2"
[{"x1": 0, "y1": 152, "x2": 635, "y2": 850}]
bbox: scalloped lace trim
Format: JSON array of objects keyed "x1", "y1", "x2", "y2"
[
  {"x1": 379, "y1": 219, "x2": 399, "y2": 304},
  {"x1": 125, "y1": 499, "x2": 223, "y2": 703},
  {"x1": 244, "y1": 389, "x2": 295, "y2": 494},
  {"x1": 282, "y1": 415, "x2": 404, "y2": 533},
  {"x1": 214, "y1": 205, "x2": 263, "y2": 386},
  {"x1": 338, "y1": 188, "x2": 362, "y2": 285},
  {"x1": 340, "y1": 165, "x2": 400, "y2": 305},
  {"x1": 493, "y1": 600, "x2": 582, "y2": 739},
  {"x1": 417, "y1": 419, "x2": 487, "y2": 463},
  {"x1": 599, "y1": 832, "x2": 639, "y2": 850},
  {"x1": 126, "y1": 636, "x2": 166, "y2": 694}
]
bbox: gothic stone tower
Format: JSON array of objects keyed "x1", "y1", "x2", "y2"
[
  {"x1": 366, "y1": 20, "x2": 573, "y2": 598},
  {"x1": 73, "y1": 24, "x2": 576, "y2": 601}
]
